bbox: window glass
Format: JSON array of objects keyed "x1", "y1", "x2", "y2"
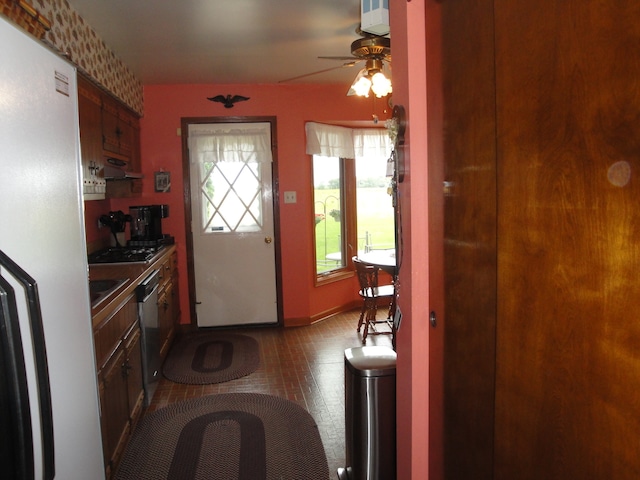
[
  {"x1": 312, "y1": 152, "x2": 395, "y2": 278},
  {"x1": 200, "y1": 160, "x2": 263, "y2": 233},
  {"x1": 313, "y1": 156, "x2": 345, "y2": 274},
  {"x1": 355, "y1": 153, "x2": 395, "y2": 254}
]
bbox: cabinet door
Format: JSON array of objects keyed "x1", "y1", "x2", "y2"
[
  {"x1": 158, "y1": 257, "x2": 168, "y2": 286},
  {"x1": 124, "y1": 326, "x2": 144, "y2": 426},
  {"x1": 101, "y1": 95, "x2": 138, "y2": 163},
  {"x1": 116, "y1": 110, "x2": 134, "y2": 160},
  {"x1": 171, "y1": 252, "x2": 180, "y2": 322},
  {"x1": 131, "y1": 121, "x2": 141, "y2": 172},
  {"x1": 94, "y1": 294, "x2": 137, "y2": 369},
  {"x1": 100, "y1": 347, "x2": 129, "y2": 471},
  {"x1": 101, "y1": 97, "x2": 121, "y2": 155},
  {"x1": 78, "y1": 76, "x2": 105, "y2": 199},
  {"x1": 158, "y1": 286, "x2": 172, "y2": 359}
]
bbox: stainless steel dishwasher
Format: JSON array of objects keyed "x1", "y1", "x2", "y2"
[{"x1": 137, "y1": 269, "x2": 160, "y2": 406}]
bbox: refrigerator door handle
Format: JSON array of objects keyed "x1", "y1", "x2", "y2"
[
  {"x1": 0, "y1": 276, "x2": 33, "y2": 480},
  {"x1": 0, "y1": 250, "x2": 55, "y2": 480}
]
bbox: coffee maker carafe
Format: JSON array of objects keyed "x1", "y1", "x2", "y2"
[{"x1": 129, "y1": 204, "x2": 169, "y2": 246}]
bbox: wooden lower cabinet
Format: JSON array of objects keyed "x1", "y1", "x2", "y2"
[
  {"x1": 123, "y1": 324, "x2": 144, "y2": 430},
  {"x1": 158, "y1": 250, "x2": 178, "y2": 360},
  {"x1": 158, "y1": 283, "x2": 172, "y2": 359},
  {"x1": 99, "y1": 347, "x2": 128, "y2": 475},
  {"x1": 91, "y1": 246, "x2": 180, "y2": 477},
  {"x1": 94, "y1": 293, "x2": 144, "y2": 479},
  {"x1": 170, "y1": 251, "x2": 181, "y2": 326}
]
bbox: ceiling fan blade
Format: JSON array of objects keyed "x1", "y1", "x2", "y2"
[
  {"x1": 318, "y1": 56, "x2": 359, "y2": 61},
  {"x1": 278, "y1": 61, "x2": 361, "y2": 83}
]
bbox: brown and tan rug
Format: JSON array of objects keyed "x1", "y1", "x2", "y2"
[
  {"x1": 163, "y1": 332, "x2": 260, "y2": 384},
  {"x1": 114, "y1": 393, "x2": 330, "y2": 480}
]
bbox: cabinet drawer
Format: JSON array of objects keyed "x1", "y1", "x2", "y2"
[
  {"x1": 94, "y1": 294, "x2": 137, "y2": 369},
  {"x1": 158, "y1": 258, "x2": 172, "y2": 287}
]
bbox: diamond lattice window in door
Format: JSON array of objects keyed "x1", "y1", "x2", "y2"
[{"x1": 200, "y1": 160, "x2": 263, "y2": 233}]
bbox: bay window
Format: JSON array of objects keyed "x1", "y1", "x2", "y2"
[{"x1": 306, "y1": 122, "x2": 393, "y2": 283}]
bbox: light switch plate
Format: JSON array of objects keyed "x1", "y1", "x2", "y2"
[{"x1": 284, "y1": 191, "x2": 297, "y2": 204}]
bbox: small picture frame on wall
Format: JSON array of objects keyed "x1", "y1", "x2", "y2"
[{"x1": 154, "y1": 171, "x2": 171, "y2": 192}]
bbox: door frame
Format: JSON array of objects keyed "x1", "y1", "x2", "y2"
[{"x1": 180, "y1": 116, "x2": 283, "y2": 327}]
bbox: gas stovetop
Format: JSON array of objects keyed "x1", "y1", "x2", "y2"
[{"x1": 88, "y1": 246, "x2": 162, "y2": 265}]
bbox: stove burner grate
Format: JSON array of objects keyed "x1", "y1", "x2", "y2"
[{"x1": 88, "y1": 247, "x2": 159, "y2": 264}]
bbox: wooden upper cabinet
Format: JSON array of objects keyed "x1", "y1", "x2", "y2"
[
  {"x1": 101, "y1": 96, "x2": 121, "y2": 155},
  {"x1": 77, "y1": 73, "x2": 141, "y2": 200},
  {"x1": 78, "y1": 75, "x2": 106, "y2": 200},
  {"x1": 101, "y1": 95, "x2": 140, "y2": 171}
]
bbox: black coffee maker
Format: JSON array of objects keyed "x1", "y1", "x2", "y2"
[{"x1": 129, "y1": 204, "x2": 170, "y2": 247}]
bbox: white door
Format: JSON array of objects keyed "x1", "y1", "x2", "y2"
[{"x1": 188, "y1": 122, "x2": 278, "y2": 327}]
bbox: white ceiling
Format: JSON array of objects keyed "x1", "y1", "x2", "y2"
[{"x1": 67, "y1": 0, "x2": 368, "y2": 86}]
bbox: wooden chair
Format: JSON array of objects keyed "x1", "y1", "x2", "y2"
[{"x1": 352, "y1": 257, "x2": 395, "y2": 345}]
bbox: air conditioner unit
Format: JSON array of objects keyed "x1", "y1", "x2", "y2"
[{"x1": 361, "y1": 0, "x2": 390, "y2": 36}]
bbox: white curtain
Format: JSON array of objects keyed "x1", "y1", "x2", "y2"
[
  {"x1": 188, "y1": 122, "x2": 272, "y2": 164},
  {"x1": 305, "y1": 122, "x2": 355, "y2": 158},
  {"x1": 353, "y1": 128, "x2": 393, "y2": 159},
  {"x1": 305, "y1": 121, "x2": 391, "y2": 159}
]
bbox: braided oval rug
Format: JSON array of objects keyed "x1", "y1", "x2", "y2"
[
  {"x1": 163, "y1": 332, "x2": 260, "y2": 384},
  {"x1": 115, "y1": 393, "x2": 330, "y2": 480}
]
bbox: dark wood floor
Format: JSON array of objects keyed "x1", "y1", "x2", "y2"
[{"x1": 146, "y1": 309, "x2": 393, "y2": 477}]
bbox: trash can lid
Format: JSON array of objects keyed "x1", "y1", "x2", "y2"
[{"x1": 345, "y1": 346, "x2": 397, "y2": 377}]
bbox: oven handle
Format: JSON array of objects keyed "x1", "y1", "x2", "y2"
[
  {"x1": 140, "y1": 283, "x2": 159, "y2": 304},
  {"x1": 137, "y1": 269, "x2": 159, "y2": 301}
]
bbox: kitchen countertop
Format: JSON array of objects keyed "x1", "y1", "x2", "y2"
[{"x1": 89, "y1": 244, "x2": 176, "y2": 328}]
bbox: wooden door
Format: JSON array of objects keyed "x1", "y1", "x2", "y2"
[
  {"x1": 493, "y1": 1, "x2": 640, "y2": 478},
  {"x1": 440, "y1": 0, "x2": 640, "y2": 478},
  {"x1": 440, "y1": 0, "x2": 498, "y2": 478}
]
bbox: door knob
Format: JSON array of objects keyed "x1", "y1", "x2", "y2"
[{"x1": 264, "y1": 236, "x2": 273, "y2": 244}]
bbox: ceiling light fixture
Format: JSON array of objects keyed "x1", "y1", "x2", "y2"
[{"x1": 347, "y1": 58, "x2": 392, "y2": 98}]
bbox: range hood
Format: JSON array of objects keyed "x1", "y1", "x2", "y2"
[{"x1": 103, "y1": 164, "x2": 143, "y2": 179}]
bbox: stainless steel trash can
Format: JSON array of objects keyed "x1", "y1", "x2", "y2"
[{"x1": 337, "y1": 346, "x2": 397, "y2": 480}]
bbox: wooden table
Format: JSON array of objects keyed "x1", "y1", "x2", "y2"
[{"x1": 356, "y1": 250, "x2": 397, "y2": 276}]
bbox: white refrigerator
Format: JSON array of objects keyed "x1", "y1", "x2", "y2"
[{"x1": 0, "y1": 17, "x2": 105, "y2": 479}]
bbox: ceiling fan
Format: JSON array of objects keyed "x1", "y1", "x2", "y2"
[{"x1": 279, "y1": 28, "x2": 392, "y2": 98}]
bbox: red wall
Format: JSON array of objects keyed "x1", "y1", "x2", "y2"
[
  {"x1": 390, "y1": 0, "x2": 435, "y2": 478},
  {"x1": 135, "y1": 83, "x2": 390, "y2": 326}
]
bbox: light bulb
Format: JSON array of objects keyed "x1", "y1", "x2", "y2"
[
  {"x1": 353, "y1": 76, "x2": 372, "y2": 97},
  {"x1": 371, "y1": 72, "x2": 392, "y2": 98}
]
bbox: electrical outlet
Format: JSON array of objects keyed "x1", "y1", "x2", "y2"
[{"x1": 284, "y1": 191, "x2": 297, "y2": 204}]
